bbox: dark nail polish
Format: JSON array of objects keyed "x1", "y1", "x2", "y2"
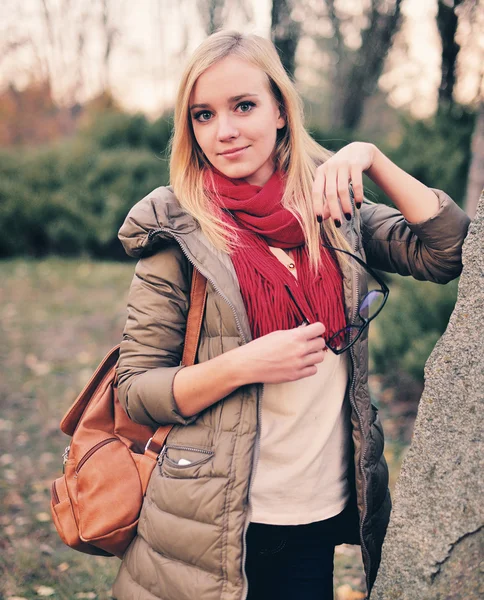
[
  {"x1": 334, "y1": 219, "x2": 341, "y2": 228},
  {"x1": 344, "y1": 212, "x2": 352, "y2": 221},
  {"x1": 356, "y1": 202, "x2": 361, "y2": 210},
  {"x1": 317, "y1": 215, "x2": 322, "y2": 223}
]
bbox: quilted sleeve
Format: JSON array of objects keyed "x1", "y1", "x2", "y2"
[
  {"x1": 360, "y1": 189, "x2": 471, "y2": 284},
  {"x1": 116, "y1": 243, "x2": 198, "y2": 427}
]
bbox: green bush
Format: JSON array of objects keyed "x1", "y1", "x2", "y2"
[
  {"x1": 370, "y1": 275, "x2": 459, "y2": 383},
  {"x1": 309, "y1": 104, "x2": 475, "y2": 208},
  {"x1": 82, "y1": 112, "x2": 150, "y2": 149},
  {"x1": 386, "y1": 105, "x2": 474, "y2": 208},
  {"x1": 0, "y1": 141, "x2": 168, "y2": 259},
  {"x1": 79, "y1": 110, "x2": 174, "y2": 156},
  {"x1": 0, "y1": 103, "x2": 473, "y2": 264}
]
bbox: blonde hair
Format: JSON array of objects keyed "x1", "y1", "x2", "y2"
[{"x1": 169, "y1": 30, "x2": 353, "y2": 270}]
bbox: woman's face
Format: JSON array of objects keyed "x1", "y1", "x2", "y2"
[{"x1": 189, "y1": 55, "x2": 286, "y2": 187}]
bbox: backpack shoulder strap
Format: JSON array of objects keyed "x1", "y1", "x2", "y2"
[
  {"x1": 182, "y1": 267, "x2": 208, "y2": 367},
  {"x1": 147, "y1": 267, "x2": 207, "y2": 457}
]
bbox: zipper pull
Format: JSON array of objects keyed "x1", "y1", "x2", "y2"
[
  {"x1": 157, "y1": 446, "x2": 167, "y2": 468},
  {"x1": 62, "y1": 445, "x2": 70, "y2": 473}
]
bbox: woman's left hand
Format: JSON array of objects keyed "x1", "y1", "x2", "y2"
[{"x1": 312, "y1": 142, "x2": 376, "y2": 226}]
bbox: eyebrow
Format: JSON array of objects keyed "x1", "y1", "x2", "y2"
[{"x1": 189, "y1": 93, "x2": 259, "y2": 111}]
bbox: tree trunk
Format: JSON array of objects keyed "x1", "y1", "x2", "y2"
[
  {"x1": 197, "y1": 0, "x2": 225, "y2": 35},
  {"x1": 271, "y1": 0, "x2": 300, "y2": 80},
  {"x1": 465, "y1": 102, "x2": 484, "y2": 218},
  {"x1": 436, "y1": 0, "x2": 463, "y2": 108},
  {"x1": 331, "y1": 0, "x2": 403, "y2": 131}
]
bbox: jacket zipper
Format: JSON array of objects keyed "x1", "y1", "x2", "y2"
[
  {"x1": 75, "y1": 438, "x2": 118, "y2": 475},
  {"x1": 157, "y1": 444, "x2": 213, "y2": 470},
  {"x1": 348, "y1": 229, "x2": 371, "y2": 595},
  {"x1": 163, "y1": 444, "x2": 213, "y2": 454},
  {"x1": 241, "y1": 383, "x2": 263, "y2": 599},
  {"x1": 147, "y1": 228, "x2": 248, "y2": 345},
  {"x1": 147, "y1": 226, "x2": 369, "y2": 596},
  {"x1": 148, "y1": 227, "x2": 252, "y2": 595}
]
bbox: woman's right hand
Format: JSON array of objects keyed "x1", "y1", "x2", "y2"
[
  {"x1": 174, "y1": 322, "x2": 327, "y2": 417},
  {"x1": 235, "y1": 322, "x2": 327, "y2": 385}
]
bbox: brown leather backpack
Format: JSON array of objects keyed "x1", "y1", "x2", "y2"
[{"x1": 50, "y1": 269, "x2": 207, "y2": 558}]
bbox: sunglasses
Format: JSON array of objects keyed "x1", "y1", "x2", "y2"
[{"x1": 285, "y1": 243, "x2": 389, "y2": 354}]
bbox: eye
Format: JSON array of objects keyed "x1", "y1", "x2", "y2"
[
  {"x1": 236, "y1": 101, "x2": 255, "y2": 113},
  {"x1": 193, "y1": 110, "x2": 212, "y2": 123}
]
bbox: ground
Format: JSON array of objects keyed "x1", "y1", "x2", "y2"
[{"x1": 0, "y1": 259, "x2": 411, "y2": 600}]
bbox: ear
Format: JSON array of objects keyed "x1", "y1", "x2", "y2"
[{"x1": 276, "y1": 111, "x2": 286, "y2": 129}]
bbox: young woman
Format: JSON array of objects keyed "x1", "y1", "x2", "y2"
[{"x1": 111, "y1": 31, "x2": 470, "y2": 600}]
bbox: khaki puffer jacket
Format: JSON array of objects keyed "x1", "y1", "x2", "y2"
[{"x1": 111, "y1": 187, "x2": 470, "y2": 600}]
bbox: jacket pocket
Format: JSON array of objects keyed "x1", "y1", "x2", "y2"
[{"x1": 158, "y1": 444, "x2": 214, "y2": 479}]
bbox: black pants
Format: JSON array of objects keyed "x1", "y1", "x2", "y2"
[{"x1": 245, "y1": 510, "x2": 348, "y2": 600}]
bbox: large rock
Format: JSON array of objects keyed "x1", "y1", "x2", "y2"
[{"x1": 371, "y1": 193, "x2": 484, "y2": 600}]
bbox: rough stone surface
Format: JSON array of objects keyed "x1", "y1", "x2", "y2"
[{"x1": 371, "y1": 193, "x2": 484, "y2": 600}]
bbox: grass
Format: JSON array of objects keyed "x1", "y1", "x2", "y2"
[{"x1": 0, "y1": 259, "x2": 409, "y2": 600}]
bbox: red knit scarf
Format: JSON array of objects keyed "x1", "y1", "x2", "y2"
[{"x1": 204, "y1": 169, "x2": 347, "y2": 342}]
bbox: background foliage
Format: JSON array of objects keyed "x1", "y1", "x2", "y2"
[{"x1": 0, "y1": 104, "x2": 475, "y2": 260}]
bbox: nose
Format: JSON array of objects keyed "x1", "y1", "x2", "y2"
[{"x1": 216, "y1": 114, "x2": 239, "y2": 142}]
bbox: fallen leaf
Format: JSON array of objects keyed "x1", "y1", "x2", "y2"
[
  {"x1": 0, "y1": 419, "x2": 13, "y2": 431},
  {"x1": 335, "y1": 584, "x2": 366, "y2": 600},
  {"x1": 0, "y1": 453, "x2": 14, "y2": 465},
  {"x1": 7, "y1": 596, "x2": 29, "y2": 600},
  {"x1": 58, "y1": 562, "x2": 70, "y2": 572},
  {"x1": 16, "y1": 432, "x2": 30, "y2": 446},
  {"x1": 36, "y1": 512, "x2": 51, "y2": 522},
  {"x1": 40, "y1": 543, "x2": 54, "y2": 555},
  {"x1": 30, "y1": 493, "x2": 46, "y2": 503},
  {"x1": 39, "y1": 452, "x2": 55, "y2": 464},
  {"x1": 35, "y1": 587, "x2": 55, "y2": 597},
  {"x1": 3, "y1": 490, "x2": 24, "y2": 508},
  {"x1": 4, "y1": 469, "x2": 17, "y2": 481},
  {"x1": 77, "y1": 351, "x2": 93, "y2": 364},
  {"x1": 4, "y1": 525, "x2": 16, "y2": 536},
  {"x1": 335, "y1": 544, "x2": 358, "y2": 557},
  {"x1": 32, "y1": 480, "x2": 51, "y2": 492}
]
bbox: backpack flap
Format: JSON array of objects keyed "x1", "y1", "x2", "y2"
[{"x1": 60, "y1": 345, "x2": 120, "y2": 436}]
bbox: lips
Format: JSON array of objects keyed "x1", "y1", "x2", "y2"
[{"x1": 219, "y1": 146, "x2": 249, "y2": 156}]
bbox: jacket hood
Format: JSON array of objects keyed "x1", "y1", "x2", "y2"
[{"x1": 118, "y1": 186, "x2": 199, "y2": 258}]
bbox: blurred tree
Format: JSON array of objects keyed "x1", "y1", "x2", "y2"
[
  {"x1": 196, "y1": 0, "x2": 253, "y2": 35},
  {"x1": 303, "y1": 0, "x2": 404, "y2": 131},
  {"x1": 197, "y1": 0, "x2": 225, "y2": 34},
  {"x1": 329, "y1": 0, "x2": 403, "y2": 130},
  {"x1": 385, "y1": 105, "x2": 474, "y2": 207},
  {"x1": 370, "y1": 275, "x2": 459, "y2": 390},
  {"x1": 0, "y1": 81, "x2": 78, "y2": 146},
  {"x1": 271, "y1": 0, "x2": 301, "y2": 79},
  {"x1": 436, "y1": 0, "x2": 463, "y2": 107},
  {"x1": 100, "y1": 0, "x2": 120, "y2": 92}
]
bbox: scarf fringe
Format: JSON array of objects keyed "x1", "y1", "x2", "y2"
[{"x1": 204, "y1": 169, "x2": 347, "y2": 342}]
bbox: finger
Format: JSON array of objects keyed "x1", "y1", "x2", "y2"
[
  {"x1": 312, "y1": 166, "x2": 327, "y2": 221},
  {"x1": 323, "y1": 164, "x2": 342, "y2": 227},
  {"x1": 301, "y1": 349, "x2": 326, "y2": 367},
  {"x1": 299, "y1": 365, "x2": 318, "y2": 379},
  {"x1": 350, "y1": 165, "x2": 364, "y2": 209},
  {"x1": 298, "y1": 321, "x2": 326, "y2": 339},
  {"x1": 306, "y1": 336, "x2": 327, "y2": 354},
  {"x1": 337, "y1": 165, "x2": 352, "y2": 221}
]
